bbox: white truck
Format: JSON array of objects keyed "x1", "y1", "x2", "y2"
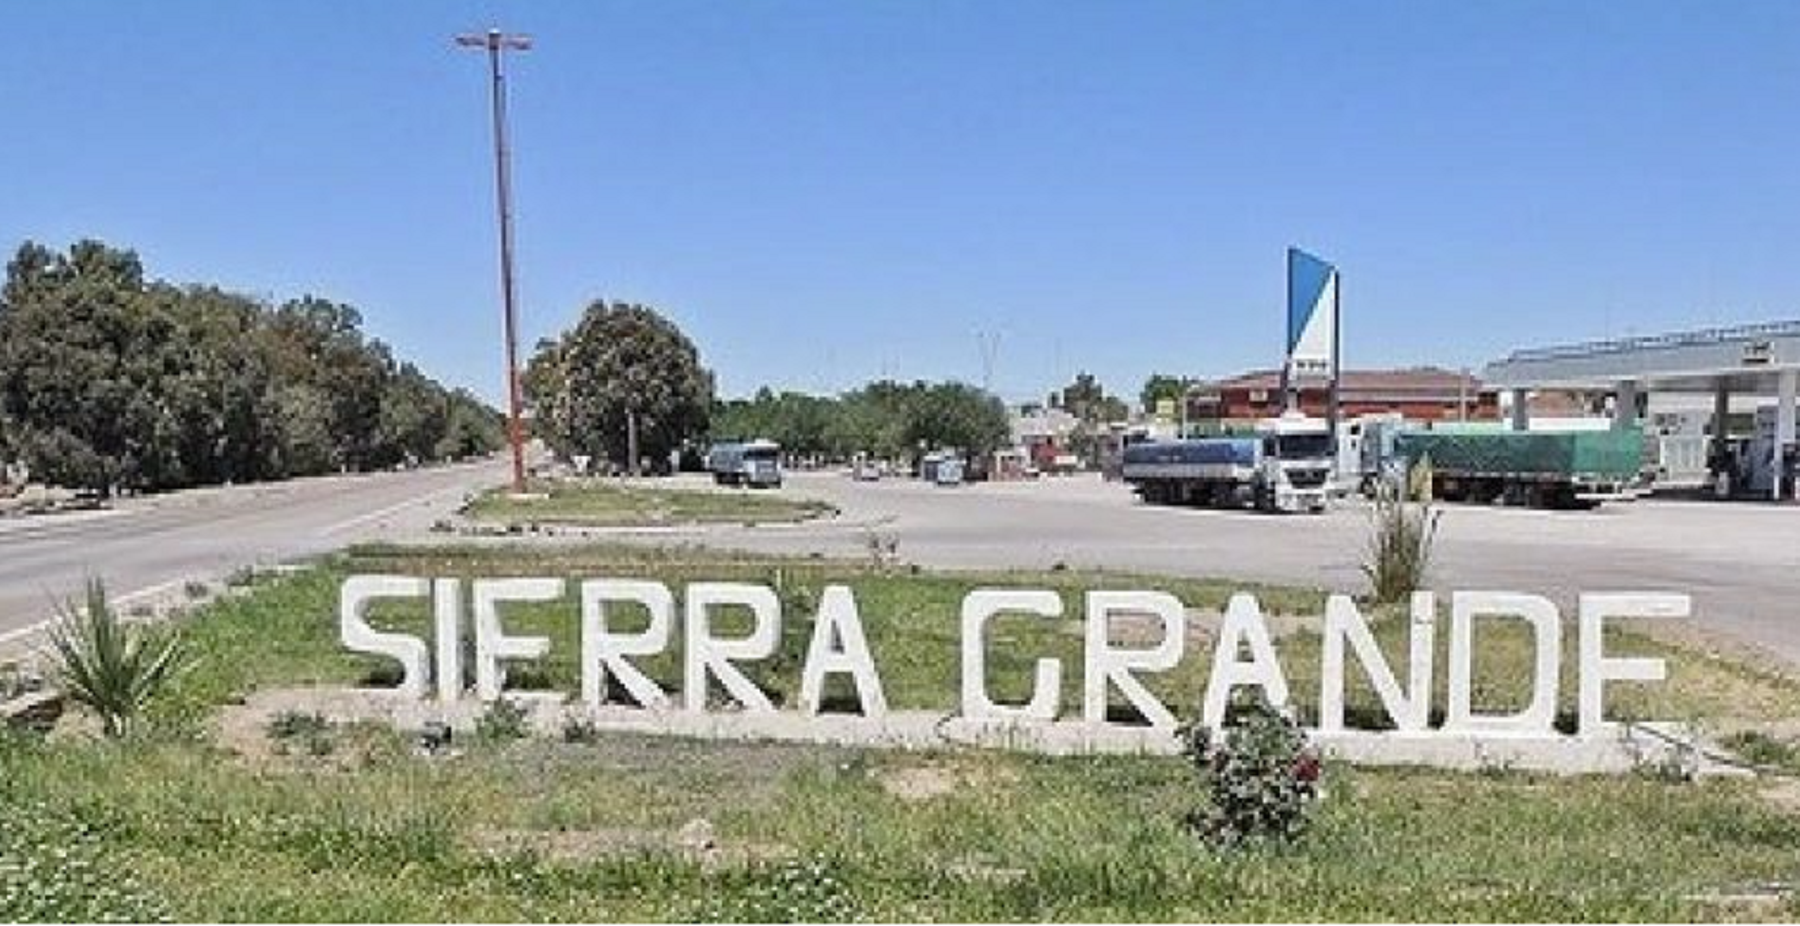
[
  {"x1": 1120, "y1": 412, "x2": 1334, "y2": 513},
  {"x1": 706, "y1": 438, "x2": 783, "y2": 488}
]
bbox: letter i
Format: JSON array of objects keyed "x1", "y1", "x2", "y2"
[{"x1": 434, "y1": 578, "x2": 462, "y2": 702}]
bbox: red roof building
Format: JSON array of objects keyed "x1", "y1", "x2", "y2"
[{"x1": 1185, "y1": 367, "x2": 1498, "y2": 424}]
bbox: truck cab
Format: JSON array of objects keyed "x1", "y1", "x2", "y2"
[{"x1": 1254, "y1": 413, "x2": 1333, "y2": 513}]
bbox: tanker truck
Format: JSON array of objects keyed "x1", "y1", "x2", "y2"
[{"x1": 1121, "y1": 412, "x2": 1333, "y2": 513}]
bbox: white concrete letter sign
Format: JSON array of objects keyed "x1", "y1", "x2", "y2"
[
  {"x1": 339, "y1": 572, "x2": 1692, "y2": 771},
  {"x1": 798, "y1": 584, "x2": 888, "y2": 717},
  {"x1": 1202, "y1": 593, "x2": 1291, "y2": 728},
  {"x1": 1319, "y1": 592, "x2": 1436, "y2": 733},
  {"x1": 432, "y1": 578, "x2": 462, "y2": 702},
  {"x1": 961, "y1": 589, "x2": 1063, "y2": 721},
  {"x1": 1578, "y1": 592, "x2": 1688, "y2": 735},
  {"x1": 1082, "y1": 590, "x2": 1183, "y2": 729},
  {"x1": 684, "y1": 582, "x2": 781, "y2": 713},
  {"x1": 472, "y1": 577, "x2": 560, "y2": 701},
  {"x1": 580, "y1": 579, "x2": 675, "y2": 710},
  {"x1": 1446, "y1": 591, "x2": 1559, "y2": 734},
  {"x1": 340, "y1": 574, "x2": 430, "y2": 699}
]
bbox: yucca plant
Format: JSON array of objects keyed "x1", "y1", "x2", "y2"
[
  {"x1": 1363, "y1": 470, "x2": 1442, "y2": 605},
  {"x1": 45, "y1": 578, "x2": 187, "y2": 738}
]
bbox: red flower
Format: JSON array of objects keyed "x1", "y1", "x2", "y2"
[{"x1": 1292, "y1": 752, "x2": 1321, "y2": 784}]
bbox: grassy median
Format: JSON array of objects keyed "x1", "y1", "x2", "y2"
[
  {"x1": 6, "y1": 543, "x2": 1800, "y2": 921},
  {"x1": 459, "y1": 478, "x2": 837, "y2": 529}
]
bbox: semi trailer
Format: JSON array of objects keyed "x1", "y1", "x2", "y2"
[
  {"x1": 1391, "y1": 427, "x2": 1642, "y2": 509},
  {"x1": 1121, "y1": 413, "x2": 1333, "y2": 513}
]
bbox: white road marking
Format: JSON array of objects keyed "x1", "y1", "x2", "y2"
[
  {"x1": 0, "y1": 576, "x2": 193, "y2": 649},
  {"x1": 318, "y1": 482, "x2": 475, "y2": 537}
]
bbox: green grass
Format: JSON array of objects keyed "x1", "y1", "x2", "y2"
[
  {"x1": 461, "y1": 479, "x2": 836, "y2": 528},
  {"x1": 8, "y1": 543, "x2": 1800, "y2": 921}
]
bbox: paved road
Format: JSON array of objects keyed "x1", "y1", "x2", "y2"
[
  {"x1": 0, "y1": 458, "x2": 508, "y2": 643},
  {"x1": 597, "y1": 472, "x2": 1800, "y2": 664},
  {"x1": 4, "y1": 463, "x2": 1794, "y2": 666}
]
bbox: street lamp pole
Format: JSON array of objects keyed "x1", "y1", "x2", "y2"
[{"x1": 457, "y1": 27, "x2": 532, "y2": 494}]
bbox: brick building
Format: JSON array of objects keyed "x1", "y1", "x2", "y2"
[{"x1": 1184, "y1": 367, "x2": 1498, "y2": 425}]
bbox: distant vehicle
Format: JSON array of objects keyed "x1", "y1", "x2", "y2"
[
  {"x1": 919, "y1": 451, "x2": 965, "y2": 486},
  {"x1": 850, "y1": 452, "x2": 882, "y2": 482},
  {"x1": 1121, "y1": 412, "x2": 1332, "y2": 513},
  {"x1": 1334, "y1": 413, "x2": 1405, "y2": 496},
  {"x1": 707, "y1": 439, "x2": 783, "y2": 488},
  {"x1": 935, "y1": 455, "x2": 965, "y2": 486}
]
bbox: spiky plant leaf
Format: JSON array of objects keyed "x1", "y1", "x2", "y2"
[{"x1": 45, "y1": 578, "x2": 187, "y2": 737}]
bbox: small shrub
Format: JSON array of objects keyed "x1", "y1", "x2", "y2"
[
  {"x1": 1722, "y1": 730, "x2": 1800, "y2": 772},
  {"x1": 266, "y1": 710, "x2": 336, "y2": 756},
  {"x1": 1363, "y1": 472, "x2": 1441, "y2": 604},
  {"x1": 1181, "y1": 689, "x2": 1321, "y2": 849},
  {"x1": 475, "y1": 698, "x2": 531, "y2": 742},
  {"x1": 45, "y1": 578, "x2": 188, "y2": 738},
  {"x1": 1626, "y1": 722, "x2": 1701, "y2": 783},
  {"x1": 561, "y1": 716, "x2": 601, "y2": 744},
  {"x1": 862, "y1": 530, "x2": 899, "y2": 571},
  {"x1": 182, "y1": 580, "x2": 211, "y2": 601}
]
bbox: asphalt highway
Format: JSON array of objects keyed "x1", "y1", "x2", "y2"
[{"x1": 0, "y1": 458, "x2": 508, "y2": 643}]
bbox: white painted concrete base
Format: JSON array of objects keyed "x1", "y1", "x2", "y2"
[{"x1": 245, "y1": 686, "x2": 1742, "y2": 777}]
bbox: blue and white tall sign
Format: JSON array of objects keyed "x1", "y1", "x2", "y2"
[{"x1": 1285, "y1": 248, "x2": 1339, "y2": 380}]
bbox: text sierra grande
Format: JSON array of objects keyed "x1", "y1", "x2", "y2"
[{"x1": 340, "y1": 576, "x2": 1689, "y2": 736}]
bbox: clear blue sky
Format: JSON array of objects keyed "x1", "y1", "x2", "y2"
[{"x1": 5, "y1": 1, "x2": 1798, "y2": 406}]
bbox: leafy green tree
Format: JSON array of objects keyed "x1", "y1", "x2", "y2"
[
  {"x1": 709, "y1": 378, "x2": 1009, "y2": 468},
  {"x1": 0, "y1": 238, "x2": 502, "y2": 492},
  {"x1": 437, "y1": 390, "x2": 505, "y2": 460},
  {"x1": 0, "y1": 240, "x2": 148, "y2": 491},
  {"x1": 711, "y1": 389, "x2": 836, "y2": 458},
  {"x1": 902, "y1": 381, "x2": 1010, "y2": 457},
  {"x1": 1141, "y1": 373, "x2": 1196, "y2": 415},
  {"x1": 271, "y1": 384, "x2": 335, "y2": 476},
  {"x1": 1055, "y1": 371, "x2": 1129, "y2": 424},
  {"x1": 527, "y1": 301, "x2": 714, "y2": 469}
]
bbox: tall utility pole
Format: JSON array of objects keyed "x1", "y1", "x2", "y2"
[
  {"x1": 975, "y1": 329, "x2": 1001, "y2": 395},
  {"x1": 456, "y1": 27, "x2": 532, "y2": 494}
]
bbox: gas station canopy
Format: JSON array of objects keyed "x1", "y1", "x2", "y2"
[{"x1": 1483, "y1": 320, "x2": 1800, "y2": 393}]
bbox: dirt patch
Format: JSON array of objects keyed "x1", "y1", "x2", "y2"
[
  {"x1": 876, "y1": 758, "x2": 1021, "y2": 802},
  {"x1": 215, "y1": 693, "x2": 404, "y2": 773},
  {"x1": 1636, "y1": 619, "x2": 1800, "y2": 679},
  {"x1": 1684, "y1": 883, "x2": 1795, "y2": 922},
  {"x1": 1758, "y1": 779, "x2": 1800, "y2": 816}
]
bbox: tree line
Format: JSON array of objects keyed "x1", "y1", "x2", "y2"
[
  {"x1": 0, "y1": 240, "x2": 503, "y2": 493},
  {"x1": 713, "y1": 380, "x2": 1012, "y2": 464},
  {"x1": 524, "y1": 300, "x2": 1012, "y2": 470}
]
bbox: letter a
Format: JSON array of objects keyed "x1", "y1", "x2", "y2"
[
  {"x1": 1201, "y1": 594, "x2": 1291, "y2": 729},
  {"x1": 798, "y1": 585, "x2": 887, "y2": 717}
]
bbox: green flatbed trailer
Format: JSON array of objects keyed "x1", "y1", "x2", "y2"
[{"x1": 1392, "y1": 428, "x2": 1644, "y2": 509}]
